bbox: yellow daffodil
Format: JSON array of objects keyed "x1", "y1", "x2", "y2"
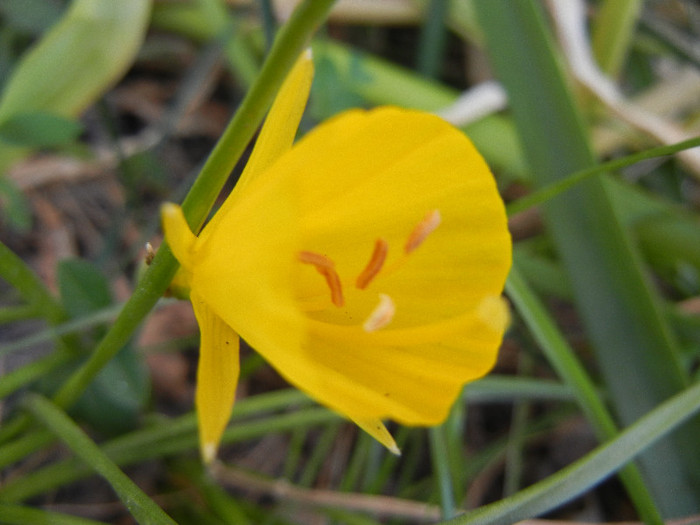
[{"x1": 162, "y1": 51, "x2": 512, "y2": 463}]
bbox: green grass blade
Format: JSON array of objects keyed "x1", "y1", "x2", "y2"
[
  {"x1": 0, "y1": 503, "x2": 108, "y2": 525},
  {"x1": 476, "y1": 1, "x2": 700, "y2": 514},
  {"x1": 429, "y1": 425, "x2": 456, "y2": 519},
  {"x1": 24, "y1": 394, "x2": 177, "y2": 524},
  {"x1": 417, "y1": 0, "x2": 449, "y2": 78},
  {"x1": 443, "y1": 378, "x2": 700, "y2": 524},
  {"x1": 506, "y1": 264, "x2": 662, "y2": 523},
  {"x1": 506, "y1": 136, "x2": 700, "y2": 216}
]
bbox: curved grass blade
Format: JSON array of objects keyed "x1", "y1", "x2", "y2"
[
  {"x1": 506, "y1": 136, "x2": 700, "y2": 216},
  {"x1": 24, "y1": 394, "x2": 177, "y2": 525},
  {"x1": 442, "y1": 379, "x2": 700, "y2": 524},
  {"x1": 0, "y1": 503, "x2": 107, "y2": 525}
]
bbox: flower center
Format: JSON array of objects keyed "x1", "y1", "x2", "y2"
[{"x1": 298, "y1": 209, "x2": 441, "y2": 331}]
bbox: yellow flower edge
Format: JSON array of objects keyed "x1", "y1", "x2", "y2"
[{"x1": 162, "y1": 52, "x2": 512, "y2": 463}]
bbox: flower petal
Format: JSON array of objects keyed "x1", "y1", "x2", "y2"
[
  {"x1": 237, "y1": 49, "x2": 313, "y2": 190},
  {"x1": 191, "y1": 291, "x2": 241, "y2": 463},
  {"x1": 259, "y1": 302, "x2": 507, "y2": 427},
  {"x1": 192, "y1": 167, "x2": 305, "y2": 381},
  {"x1": 222, "y1": 108, "x2": 511, "y2": 433},
  {"x1": 349, "y1": 415, "x2": 401, "y2": 455},
  {"x1": 286, "y1": 107, "x2": 510, "y2": 325},
  {"x1": 161, "y1": 202, "x2": 196, "y2": 272}
]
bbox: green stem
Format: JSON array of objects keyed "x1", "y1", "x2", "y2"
[{"x1": 179, "y1": 0, "x2": 337, "y2": 234}]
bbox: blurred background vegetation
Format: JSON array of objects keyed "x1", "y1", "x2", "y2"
[{"x1": 0, "y1": 0, "x2": 699, "y2": 523}]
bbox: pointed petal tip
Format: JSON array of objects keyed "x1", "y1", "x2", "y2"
[
  {"x1": 303, "y1": 47, "x2": 313, "y2": 59},
  {"x1": 389, "y1": 443, "x2": 402, "y2": 456},
  {"x1": 160, "y1": 201, "x2": 196, "y2": 270}
]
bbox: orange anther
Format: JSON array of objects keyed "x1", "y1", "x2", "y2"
[
  {"x1": 298, "y1": 251, "x2": 334, "y2": 269},
  {"x1": 404, "y1": 209, "x2": 441, "y2": 254},
  {"x1": 356, "y1": 238, "x2": 389, "y2": 290},
  {"x1": 298, "y1": 251, "x2": 345, "y2": 307}
]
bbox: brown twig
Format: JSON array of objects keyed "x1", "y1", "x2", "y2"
[{"x1": 211, "y1": 462, "x2": 441, "y2": 522}]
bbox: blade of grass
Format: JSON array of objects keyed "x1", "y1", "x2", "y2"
[
  {"x1": 429, "y1": 425, "x2": 456, "y2": 519},
  {"x1": 506, "y1": 136, "x2": 700, "y2": 216},
  {"x1": 507, "y1": 263, "x2": 662, "y2": 523},
  {"x1": 0, "y1": 304, "x2": 38, "y2": 323},
  {"x1": 417, "y1": 0, "x2": 449, "y2": 78},
  {"x1": 502, "y1": 354, "x2": 532, "y2": 497},
  {"x1": 0, "y1": 503, "x2": 107, "y2": 525},
  {"x1": 24, "y1": 394, "x2": 177, "y2": 525},
  {"x1": 442, "y1": 378, "x2": 700, "y2": 524},
  {"x1": 0, "y1": 302, "x2": 122, "y2": 359},
  {"x1": 0, "y1": 407, "x2": 337, "y2": 503},
  {"x1": 0, "y1": 351, "x2": 70, "y2": 399},
  {"x1": 476, "y1": 0, "x2": 700, "y2": 514}
]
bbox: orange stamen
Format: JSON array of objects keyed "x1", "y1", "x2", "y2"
[
  {"x1": 356, "y1": 238, "x2": 389, "y2": 290},
  {"x1": 404, "y1": 209, "x2": 441, "y2": 254},
  {"x1": 298, "y1": 251, "x2": 334, "y2": 269},
  {"x1": 298, "y1": 251, "x2": 345, "y2": 307}
]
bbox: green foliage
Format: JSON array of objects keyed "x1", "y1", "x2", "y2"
[{"x1": 0, "y1": 112, "x2": 83, "y2": 148}]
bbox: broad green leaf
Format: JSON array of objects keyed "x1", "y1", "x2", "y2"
[
  {"x1": 58, "y1": 258, "x2": 112, "y2": 319},
  {"x1": 0, "y1": 0, "x2": 151, "y2": 174}
]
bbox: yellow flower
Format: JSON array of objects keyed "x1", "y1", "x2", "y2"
[{"x1": 162, "y1": 51, "x2": 512, "y2": 463}]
